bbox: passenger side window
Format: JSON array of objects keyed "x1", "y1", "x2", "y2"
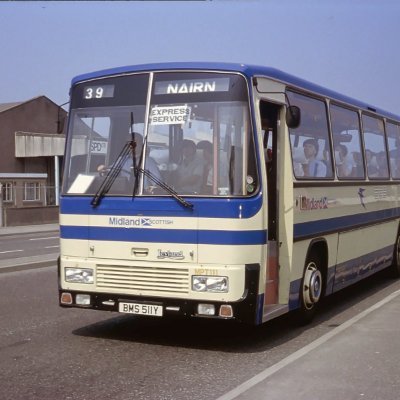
[
  {"x1": 287, "y1": 91, "x2": 333, "y2": 179},
  {"x1": 330, "y1": 104, "x2": 364, "y2": 179},
  {"x1": 362, "y1": 115, "x2": 389, "y2": 179},
  {"x1": 386, "y1": 122, "x2": 400, "y2": 179}
]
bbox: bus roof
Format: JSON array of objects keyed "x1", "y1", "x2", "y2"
[{"x1": 71, "y1": 62, "x2": 400, "y2": 121}]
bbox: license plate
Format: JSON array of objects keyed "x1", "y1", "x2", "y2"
[{"x1": 118, "y1": 302, "x2": 163, "y2": 317}]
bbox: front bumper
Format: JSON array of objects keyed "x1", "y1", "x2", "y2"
[{"x1": 59, "y1": 263, "x2": 260, "y2": 324}]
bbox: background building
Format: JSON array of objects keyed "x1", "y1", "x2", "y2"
[{"x1": 0, "y1": 96, "x2": 67, "y2": 226}]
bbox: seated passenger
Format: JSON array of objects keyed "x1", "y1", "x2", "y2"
[
  {"x1": 335, "y1": 144, "x2": 353, "y2": 177},
  {"x1": 365, "y1": 149, "x2": 379, "y2": 177},
  {"x1": 197, "y1": 140, "x2": 213, "y2": 194},
  {"x1": 302, "y1": 138, "x2": 327, "y2": 177},
  {"x1": 392, "y1": 156, "x2": 400, "y2": 179},
  {"x1": 97, "y1": 133, "x2": 161, "y2": 191},
  {"x1": 291, "y1": 146, "x2": 306, "y2": 177},
  {"x1": 376, "y1": 151, "x2": 389, "y2": 178},
  {"x1": 175, "y1": 139, "x2": 203, "y2": 193},
  {"x1": 351, "y1": 151, "x2": 364, "y2": 177}
]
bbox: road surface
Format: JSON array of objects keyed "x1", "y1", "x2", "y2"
[{"x1": 1, "y1": 261, "x2": 399, "y2": 400}]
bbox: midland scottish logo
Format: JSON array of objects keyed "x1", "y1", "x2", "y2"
[
  {"x1": 299, "y1": 196, "x2": 328, "y2": 211},
  {"x1": 109, "y1": 216, "x2": 173, "y2": 227}
]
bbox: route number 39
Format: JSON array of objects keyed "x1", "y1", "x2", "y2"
[
  {"x1": 85, "y1": 87, "x2": 104, "y2": 99},
  {"x1": 83, "y1": 84, "x2": 114, "y2": 100}
]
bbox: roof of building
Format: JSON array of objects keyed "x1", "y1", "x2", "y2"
[
  {"x1": 0, "y1": 96, "x2": 68, "y2": 115},
  {"x1": 0, "y1": 101, "x2": 24, "y2": 113}
]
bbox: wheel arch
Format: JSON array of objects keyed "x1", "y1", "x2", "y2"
[
  {"x1": 387, "y1": 222, "x2": 400, "y2": 279},
  {"x1": 305, "y1": 238, "x2": 329, "y2": 297}
]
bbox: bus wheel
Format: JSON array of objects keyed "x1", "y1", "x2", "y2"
[
  {"x1": 388, "y1": 233, "x2": 400, "y2": 278},
  {"x1": 298, "y1": 253, "x2": 323, "y2": 324}
]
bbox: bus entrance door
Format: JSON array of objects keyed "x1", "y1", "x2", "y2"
[{"x1": 261, "y1": 101, "x2": 280, "y2": 306}]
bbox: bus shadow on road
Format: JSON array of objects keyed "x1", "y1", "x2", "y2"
[{"x1": 72, "y1": 270, "x2": 398, "y2": 354}]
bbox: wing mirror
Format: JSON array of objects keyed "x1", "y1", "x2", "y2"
[{"x1": 286, "y1": 106, "x2": 301, "y2": 129}]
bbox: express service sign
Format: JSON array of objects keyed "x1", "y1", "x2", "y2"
[{"x1": 150, "y1": 105, "x2": 191, "y2": 125}]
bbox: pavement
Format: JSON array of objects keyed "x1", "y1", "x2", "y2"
[
  {"x1": 0, "y1": 223, "x2": 59, "y2": 273},
  {"x1": 217, "y1": 289, "x2": 400, "y2": 400}
]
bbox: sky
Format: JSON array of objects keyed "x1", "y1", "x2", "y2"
[{"x1": 1, "y1": 0, "x2": 400, "y2": 115}]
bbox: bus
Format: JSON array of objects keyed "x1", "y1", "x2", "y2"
[{"x1": 59, "y1": 62, "x2": 400, "y2": 325}]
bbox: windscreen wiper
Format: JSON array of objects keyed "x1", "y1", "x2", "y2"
[
  {"x1": 91, "y1": 140, "x2": 193, "y2": 209},
  {"x1": 131, "y1": 125, "x2": 193, "y2": 210},
  {"x1": 136, "y1": 166, "x2": 194, "y2": 210},
  {"x1": 91, "y1": 140, "x2": 133, "y2": 207}
]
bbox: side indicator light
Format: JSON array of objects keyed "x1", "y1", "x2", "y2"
[
  {"x1": 219, "y1": 305, "x2": 233, "y2": 318},
  {"x1": 61, "y1": 292, "x2": 73, "y2": 305}
]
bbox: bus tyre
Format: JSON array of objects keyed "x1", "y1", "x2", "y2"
[
  {"x1": 388, "y1": 233, "x2": 400, "y2": 279},
  {"x1": 297, "y1": 252, "x2": 323, "y2": 324}
]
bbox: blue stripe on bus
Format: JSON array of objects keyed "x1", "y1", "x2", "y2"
[
  {"x1": 294, "y1": 207, "x2": 400, "y2": 240},
  {"x1": 288, "y1": 245, "x2": 393, "y2": 310},
  {"x1": 60, "y1": 194, "x2": 263, "y2": 219},
  {"x1": 60, "y1": 225, "x2": 267, "y2": 245}
]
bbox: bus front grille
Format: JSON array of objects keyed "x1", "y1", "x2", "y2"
[{"x1": 96, "y1": 264, "x2": 190, "y2": 294}]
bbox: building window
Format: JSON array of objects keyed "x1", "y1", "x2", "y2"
[
  {"x1": 24, "y1": 182, "x2": 41, "y2": 201},
  {"x1": 1, "y1": 182, "x2": 14, "y2": 202}
]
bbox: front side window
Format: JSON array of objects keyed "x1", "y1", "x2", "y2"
[
  {"x1": 362, "y1": 115, "x2": 388, "y2": 179},
  {"x1": 287, "y1": 91, "x2": 333, "y2": 179},
  {"x1": 63, "y1": 72, "x2": 257, "y2": 197}
]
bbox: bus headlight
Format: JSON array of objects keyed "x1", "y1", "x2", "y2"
[
  {"x1": 192, "y1": 276, "x2": 228, "y2": 293},
  {"x1": 65, "y1": 268, "x2": 94, "y2": 284}
]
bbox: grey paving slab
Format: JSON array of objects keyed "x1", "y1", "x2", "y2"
[{"x1": 218, "y1": 291, "x2": 400, "y2": 400}]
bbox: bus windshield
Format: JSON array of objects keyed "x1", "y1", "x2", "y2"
[{"x1": 62, "y1": 71, "x2": 258, "y2": 197}]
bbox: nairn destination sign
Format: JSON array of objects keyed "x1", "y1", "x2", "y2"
[{"x1": 154, "y1": 77, "x2": 230, "y2": 95}]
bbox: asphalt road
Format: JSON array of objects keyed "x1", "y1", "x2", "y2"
[
  {"x1": 0, "y1": 231, "x2": 59, "y2": 260},
  {"x1": 1, "y1": 262, "x2": 400, "y2": 400},
  {"x1": 0, "y1": 230, "x2": 59, "y2": 272}
]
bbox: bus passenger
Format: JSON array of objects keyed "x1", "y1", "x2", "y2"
[
  {"x1": 352, "y1": 151, "x2": 364, "y2": 177},
  {"x1": 302, "y1": 138, "x2": 327, "y2": 177},
  {"x1": 176, "y1": 139, "x2": 203, "y2": 193},
  {"x1": 365, "y1": 149, "x2": 379, "y2": 177},
  {"x1": 392, "y1": 156, "x2": 400, "y2": 178},
  {"x1": 197, "y1": 140, "x2": 213, "y2": 194},
  {"x1": 376, "y1": 151, "x2": 389, "y2": 177},
  {"x1": 97, "y1": 133, "x2": 161, "y2": 191},
  {"x1": 291, "y1": 146, "x2": 306, "y2": 177},
  {"x1": 133, "y1": 133, "x2": 162, "y2": 189},
  {"x1": 335, "y1": 144, "x2": 353, "y2": 177}
]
